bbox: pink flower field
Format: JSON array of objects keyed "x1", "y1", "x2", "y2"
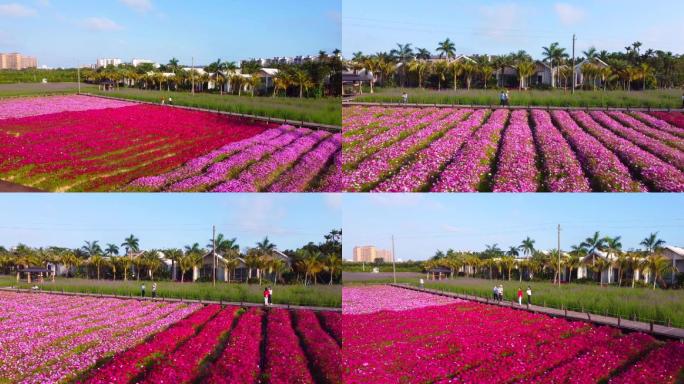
[
  {"x1": 0, "y1": 291, "x2": 341, "y2": 384},
  {"x1": 0, "y1": 95, "x2": 340, "y2": 192},
  {"x1": 343, "y1": 106, "x2": 684, "y2": 192},
  {"x1": 342, "y1": 285, "x2": 684, "y2": 383}
]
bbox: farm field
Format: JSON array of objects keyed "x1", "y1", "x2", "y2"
[
  {"x1": 343, "y1": 106, "x2": 684, "y2": 192},
  {"x1": 342, "y1": 285, "x2": 684, "y2": 384},
  {"x1": 0, "y1": 291, "x2": 341, "y2": 384},
  {"x1": 89, "y1": 88, "x2": 342, "y2": 126},
  {"x1": 0, "y1": 276, "x2": 342, "y2": 308},
  {"x1": 0, "y1": 82, "x2": 97, "y2": 98},
  {"x1": 0, "y1": 95, "x2": 341, "y2": 192},
  {"x1": 353, "y1": 88, "x2": 684, "y2": 109}
]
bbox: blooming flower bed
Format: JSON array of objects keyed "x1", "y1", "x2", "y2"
[
  {"x1": 342, "y1": 285, "x2": 463, "y2": 314},
  {"x1": 343, "y1": 106, "x2": 684, "y2": 191},
  {"x1": 0, "y1": 292, "x2": 201, "y2": 384},
  {"x1": 0, "y1": 95, "x2": 339, "y2": 192},
  {"x1": 342, "y1": 286, "x2": 683, "y2": 384},
  {"x1": 0, "y1": 95, "x2": 135, "y2": 120},
  {"x1": 293, "y1": 310, "x2": 342, "y2": 384},
  {"x1": 263, "y1": 308, "x2": 315, "y2": 383}
]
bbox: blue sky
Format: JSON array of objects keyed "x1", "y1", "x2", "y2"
[
  {"x1": 0, "y1": 193, "x2": 342, "y2": 252},
  {"x1": 0, "y1": 0, "x2": 341, "y2": 67},
  {"x1": 343, "y1": 0, "x2": 684, "y2": 59},
  {"x1": 343, "y1": 194, "x2": 684, "y2": 261}
]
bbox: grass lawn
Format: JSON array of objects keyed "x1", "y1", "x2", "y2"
[
  {"x1": 344, "y1": 274, "x2": 684, "y2": 328},
  {"x1": 0, "y1": 82, "x2": 97, "y2": 98},
  {"x1": 89, "y1": 88, "x2": 342, "y2": 126},
  {"x1": 0, "y1": 275, "x2": 341, "y2": 308},
  {"x1": 353, "y1": 87, "x2": 683, "y2": 109}
]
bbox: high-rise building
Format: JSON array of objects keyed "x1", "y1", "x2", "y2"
[
  {"x1": 0, "y1": 53, "x2": 37, "y2": 69},
  {"x1": 353, "y1": 246, "x2": 393, "y2": 262},
  {"x1": 96, "y1": 58, "x2": 122, "y2": 68}
]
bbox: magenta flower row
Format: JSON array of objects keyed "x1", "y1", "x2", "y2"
[
  {"x1": 342, "y1": 285, "x2": 462, "y2": 315},
  {"x1": 491, "y1": 110, "x2": 539, "y2": 192},
  {"x1": 608, "y1": 111, "x2": 684, "y2": 151},
  {"x1": 633, "y1": 111, "x2": 684, "y2": 137},
  {"x1": 263, "y1": 309, "x2": 314, "y2": 384},
  {"x1": 590, "y1": 111, "x2": 684, "y2": 171},
  {"x1": 293, "y1": 310, "x2": 342, "y2": 384},
  {"x1": 345, "y1": 109, "x2": 469, "y2": 191},
  {"x1": 432, "y1": 109, "x2": 510, "y2": 192},
  {"x1": 572, "y1": 111, "x2": 684, "y2": 191},
  {"x1": 551, "y1": 110, "x2": 645, "y2": 191}
]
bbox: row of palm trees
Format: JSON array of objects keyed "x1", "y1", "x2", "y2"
[
  {"x1": 85, "y1": 50, "x2": 343, "y2": 98},
  {"x1": 0, "y1": 232, "x2": 342, "y2": 286},
  {"x1": 348, "y1": 39, "x2": 682, "y2": 92},
  {"x1": 424, "y1": 232, "x2": 677, "y2": 290}
]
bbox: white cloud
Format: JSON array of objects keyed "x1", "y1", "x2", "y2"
[
  {"x1": 82, "y1": 17, "x2": 123, "y2": 31},
  {"x1": 0, "y1": 3, "x2": 37, "y2": 17},
  {"x1": 119, "y1": 0, "x2": 152, "y2": 13},
  {"x1": 554, "y1": 3, "x2": 585, "y2": 26}
]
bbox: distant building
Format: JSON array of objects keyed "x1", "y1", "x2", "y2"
[
  {"x1": 96, "y1": 58, "x2": 122, "y2": 68},
  {"x1": 132, "y1": 59, "x2": 159, "y2": 68},
  {"x1": 0, "y1": 52, "x2": 37, "y2": 69},
  {"x1": 353, "y1": 245, "x2": 393, "y2": 263}
]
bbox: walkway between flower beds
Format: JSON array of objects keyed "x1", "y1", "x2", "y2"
[
  {"x1": 0, "y1": 287, "x2": 340, "y2": 312},
  {"x1": 390, "y1": 283, "x2": 684, "y2": 341},
  {"x1": 345, "y1": 101, "x2": 684, "y2": 113},
  {"x1": 0, "y1": 180, "x2": 42, "y2": 192}
]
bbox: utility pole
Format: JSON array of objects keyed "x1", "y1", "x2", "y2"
[
  {"x1": 571, "y1": 34, "x2": 576, "y2": 95},
  {"x1": 557, "y1": 224, "x2": 562, "y2": 286},
  {"x1": 212, "y1": 225, "x2": 216, "y2": 286},
  {"x1": 391, "y1": 235, "x2": 397, "y2": 284},
  {"x1": 191, "y1": 56, "x2": 195, "y2": 96}
]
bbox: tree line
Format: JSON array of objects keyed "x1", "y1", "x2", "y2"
[
  {"x1": 0, "y1": 229, "x2": 342, "y2": 286},
  {"x1": 347, "y1": 38, "x2": 684, "y2": 92},
  {"x1": 353, "y1": 232, "x2": 679, "y2": 290}
]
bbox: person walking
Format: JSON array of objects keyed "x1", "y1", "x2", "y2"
[
  {"x1": 419, "y1": 278, "x2": 425, "y2": 289},
  {"x1": 526, "y1": 286, "x2": 532, "y2": 305},
  {"x1": 517, "y1": 287, "x2": 523, "y2": 306},
  {"x1": 499, "y1": 90, "x2": 506, "y2": 106},
  {"x1": 168, "y1": 96, "x2": 173, "y2": 105},
  {"x1": 263, "y1": 287, "x2": 270, "y2": 306},
  {"x1": 268, "y1": 287, "x2": 273, "y2": 305},
  {"x1": 499, "y1": 285, "x2": 504, "y2": 302},
  {"x1": 493, "y1": 285, "x2": 498, "y2": 300},
  {"x1": 401, "y1": 92, "x2": 408, "y2": 104},
  {"x1": 504, "y1": 90, "x2": 510, "y2": 106},
  {"x1": 152, "y1": 282, "x2": 157, "y2": 298},
  {"x1": 141, "y1": 283, "x2": 146, "y2": 298}
]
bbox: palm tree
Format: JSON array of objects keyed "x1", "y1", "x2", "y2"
[
  {"x1": 121, "y1": 234, "x2": 140, "y2": 256},
  {"x1": 245, "y1": 249, "x2": 261, "y2": 281},
  {"x1": 301, "y1": 252, "x2": 324, "y2": 285},
  {"x1": 362, "y1": 57, "x2": 381, "y2": 94},
  {"x1": 582, "y1": 47, "x2": 598, "y2": 60},
  {"x1": 479, "y1": 65, "x2": 494, "y2": 89},
  {"x1": 641, "y1": 233, "x2": 666, "y2": 255},
  {"x1": 272, "y1": 71, "x2": 291, "y2": 97},
  {"x1": 565, "y1": 254, "x2": 581, "y2": 283},
  {"x1": 516, "y1": 61, "x2": 536, "y2": 90},
  {"x1": 636, "y1": 63, "x2": 654, "y2": 90},
  {"x1": 88, "y1": 254, "x2": 107, "y2": 280},
  {"x1": 415, "y1": 48, "x2": 431, "y2": 60},
  {"x1": 81, "y1": 241, "x2": 102, "y2": 258},
  {"x1": 500, "y1": 256, "x2": 516, "y2": 280},
  {"x1": 390, "y1": 43, "x2": 414, "y2": 87},
  {"x1": 542, "y1": 42, "x2": 568, "y2": 88},
  {"x1": 581, "y1": 232, "x2": 606, "y2": 255},
  {"x1": 603, "y1": 236, "x2": 622, "y2": 284},
  {"x1": 436, "y1": 38, "x2": 456, "y2": 60},
  {"x1": 206, "y1": 59, "x2": 227, "y2": 94},
  {"x1": 615, "y1": 252, "x2": 630, "y2": 287},
  {"x1": 105, "y1": 244, "x2": 119, "y2": 257},
  {"x1": 642, "y1": 254, "x2": 674, "y2": 289},
  {"x1": 143, "y1": 251, "x2": 163, "y2": 281},
  {"x1": 432, "y1": 60, "x2": 449, "y2": 91},
  {"x1": 448, "y1": 61, "x2": 463, "y2": 89},
  {"x1": 325, "y1": 254, "x2": 341, "y2": 285},
  {"x1": 245, "y1": 74, "x2": 262, "y2": 97},
  {"x1": 409, "y1": 60, "x2": 430, "y2": 89},
  {"x1": 291, "y1": 69, "x2": 313, "y2": 98},
  {"x1": 519, "y1": 237, "x2": 536, "y2": 258},
  {"x1": 590, "y1": 257, "x2": 610, "y2": 287},
  {"x1": 506, "y1": 246, "x2": 519, "y2": 257},
  {"x1": 461, "y1": 61, "x2": 477, "y2": 90}
]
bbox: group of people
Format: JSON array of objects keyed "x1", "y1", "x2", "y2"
[
  {"x1": 160, "y1": 97, "x2": 174, "y2": 105},
  {"x1": 140, "y1": 282, "x2": 157, "y2": 298},
  {"x1": 494, "y1": 285, "x2": 533, "y2": 306},
  {"x1": 263, "y1": 287, "x2": 274, "y2": 306},
  {"x1": 499, "y1": 90, "x2": 510, "y2": 106}
]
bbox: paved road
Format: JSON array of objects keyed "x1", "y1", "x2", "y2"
[{"x1": 391, "y1": 283, "x2": 684, "y2": 341}]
